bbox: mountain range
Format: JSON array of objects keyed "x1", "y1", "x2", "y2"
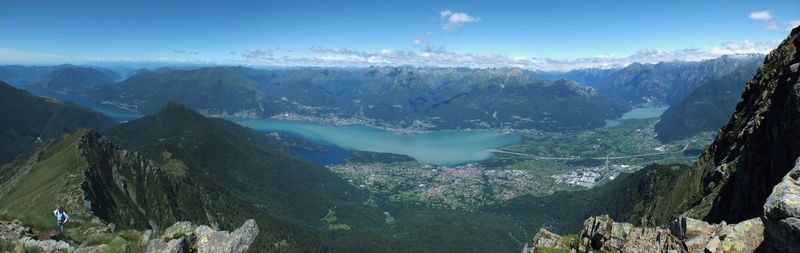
[
  {"x1": 654, "y1": 65, "x2": 759, "y2": 142},
  {"x1": 0, "y1": 54, "x2": 765, "y2": 136},
  {"x1": 0, "y1": 81, "x2": 117, "y2": 164},
  {"x1": 583, "y1": 55, "x2": 763, "y2": 105},
  {"x1": 85, "y1": 66, "x2": 628, "y2": 131}
]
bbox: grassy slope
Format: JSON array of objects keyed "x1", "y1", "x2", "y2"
[
  {"x1": 0, "y1": 130, "x2": 87, "y2": 227},
  {"x1": 0, "y1": 129, "x2": 326, "y2": 252},
  {"x1": 0, "y1": 130, "x2": 121, "y2": 246}
]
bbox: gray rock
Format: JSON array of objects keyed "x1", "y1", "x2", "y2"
[
  {"x1": 194, "y1": 219, "x2": 258, "y2": 253},
  {"x1": 145, "y1": 220, "x2": 258, "y2": 253},
  {"x1": 19, "y1": 237, "x2": 72, "y2": 252},
  {"x1": 578, "y1": 215, "x2": 686, "y2": 253},
  {"x1": 525, "y1": 228, "x2": 565, "y2": 253},
  {"x1": 762, "y1": 159, "x2": 800, "y2": 252},
  {"x1": 163, "y1": 221, "x2": 194, "y2": 240}
]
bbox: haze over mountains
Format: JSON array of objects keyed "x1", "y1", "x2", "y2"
[
  {"x1": 0, "y1": 51, "x2": 775, "y2": 252},
  {"x1": 0, "y1": 54, "x2": 763, "y2": 136}
]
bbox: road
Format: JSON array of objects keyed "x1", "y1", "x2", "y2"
[{"x1": 491, "y1": 149, "x2": 668, "y2": 161}]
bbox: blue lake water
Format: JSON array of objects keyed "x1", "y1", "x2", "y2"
[
  {"x1": 605, "y1": 106, "x2": 669, "y2": 128},
  {"x1": 234, "y1": 119, "x2": 521, "y2": 166},
  {"x1": 24, "y1": 87, "x2": 521, "y2": 166},
  {"x1": 24, "y1": 87, "x2": 144, "y2": 122},
  {"x1": 290, "y1": 146, "x2": 350, "y2": 166}
]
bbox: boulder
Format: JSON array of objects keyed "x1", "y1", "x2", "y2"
[
  {"x1": 762, "y1": 159, "x2": 800, "y2": 252},
  {"x1": 145, "y1": 219, "x2": 258, "y2": 253},
  {"x1": 194, "y1": 219, "x2": 258, "y2": 253},
  {"x1": 163, "y1": 221, "x2": 194, "y2": 240},
  {"x1": 524, "y1": 228, "x2": 565, "y2": 253},
  {"x1": 578, "y1": 215, "x2": 685, "y2": 253},
  {"x1": 19, "y1": 237, "x2": 72, "y2": 252}
]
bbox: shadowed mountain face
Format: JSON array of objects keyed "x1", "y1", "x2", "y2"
[
  {"x1": 595, "y1": 55, "x2": 763, "y2": 105},
  {"x1": 691, "y1": 27, "x2": 800, "y2": 223},
  {"x1": 654, "y1": 64, "x2": 760, "y2": 142},
  {"x1": 0, "y1": 81, "x2": 118, "y2": 164}
]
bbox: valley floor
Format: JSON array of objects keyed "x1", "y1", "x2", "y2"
[{"x1": 327, "y1": 118, "x2": 712, "y2": 210}]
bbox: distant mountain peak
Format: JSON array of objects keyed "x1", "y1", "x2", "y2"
[{"x1": 159, "y1": 100, "x2": 194, "y2": 113}]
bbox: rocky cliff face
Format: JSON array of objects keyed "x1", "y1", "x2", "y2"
[
  {"x1": 525, "y1": 26, "x2": 800, "y2": 253},
  {"x1": 694, "y1": 26, "x2": 800, "y2": 223}
]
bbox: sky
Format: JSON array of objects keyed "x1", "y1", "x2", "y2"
[{"x1": 1, "y1": 0, "x2": 799, "y2": 71}]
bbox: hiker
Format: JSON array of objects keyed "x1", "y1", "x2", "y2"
[{"x1": 53, "y1": 206, "x2": 69, "y2": 233}]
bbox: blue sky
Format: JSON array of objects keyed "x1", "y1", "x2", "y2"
[{"x1": 1, "y1": 0, "x2": 799, "y2": 70}]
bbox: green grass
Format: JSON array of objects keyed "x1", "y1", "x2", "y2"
[
  {"x1": 0, "y1": 131, "x2": 87, "y2": 229},
  {"x1": 161, "y1": 151, "x2": 188, "y2": 178},
  {"x1": 1, "y1": 240, "x2": 15, "y2": 252}
]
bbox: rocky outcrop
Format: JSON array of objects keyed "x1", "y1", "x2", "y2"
[
  {"x1": 762, "y1": 158, "x2": 800, "y2": 252},
  {"x1": 577, "y1": 215, "x2": 684, "y2": 253},
  {"x1": 669, "y1": 217, "x2": 764, "y2": 253},
  {"x1": 0, "y1": 219, "x2": 257, "y2": 253},
  {"x1": 695, "y1": 25, "x2": 800, "y2": 223},
  {"x1": 528, "y1": 155, "x2": 800, "y2": 253},
  {"x1": 0, "y1": 219, "x2": 73, "y2": 253},
  {"x1": 523, "y1": 228, "x2": 566, "y2": 253},
  {"x1": 145, "y1": 219, "x2": 258, "y2": 253}
]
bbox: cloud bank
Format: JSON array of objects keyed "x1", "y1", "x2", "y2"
[
  {"x1": 237, "y1": 40, "x2": 774, "y2": 71},
  {"x1": 0, "y1": 40, "x2": 776, "y2": 72}
]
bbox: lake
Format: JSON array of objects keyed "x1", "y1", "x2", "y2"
[
  {"x1": 26, "y1": 87, "x2": 533, "y2": 166},
  {"x1": 605, "y1": 106, "x2": 669, "y2": 127},
  {"x1": 24, "y1": 87, "x2": 144, "y2": 122},
  {"x1": 234, "y1": 119, "x2": 521, "y2": 166}
]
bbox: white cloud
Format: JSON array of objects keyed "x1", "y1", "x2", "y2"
[
  {"x1": 241, "y1": 49, "x2": 274, "y2": 61},
  {"x1": 0, "y1": 39, "x2": 778, "y2": 72},
  {"x1": 708, "y1": 40, "x2": 776, "y2": 55},
  {"x1": 295, "y1": 40, "x2": 774, "y2": 71},
  {"x1": 766, "y1": 22, "x2": 778, "y2": 30},
  {"x1": 788, "y1": 20, "x2": 800, "y2": 31},
  {"x1": 749, "y1": 11, "x2": 773, "y2": 21},
  {"x1": 439, "y1": 10, "x2": 480, "y2": 31}
]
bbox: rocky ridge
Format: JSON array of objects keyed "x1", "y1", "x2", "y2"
[
  {"x1": 0, "y1": 218, "x2": 258, "y2": 253},
  {"x1": 526, "y1": 157, "x2": 800, "y2": 252}
]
